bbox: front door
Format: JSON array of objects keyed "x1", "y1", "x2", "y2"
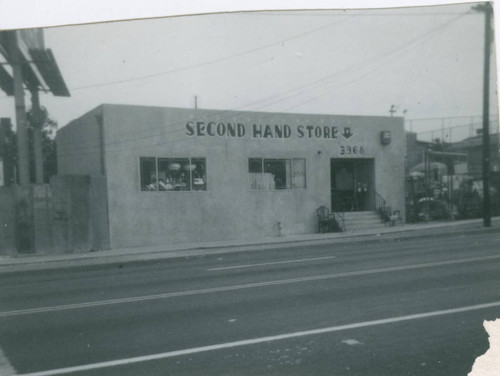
[{"x1": 331, "y1": 159, "x2": 374, "y2": 212}]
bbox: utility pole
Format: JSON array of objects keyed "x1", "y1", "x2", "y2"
[
  {"x1": 7, "y1": 31, "x2": 30, "y2": 186},
  {"x1": 389, "y1": 105, "x2": 396, "y2": 117},
  {"x1": 474, "y1": 2, "x2": 493, "y2": 227},
  {"x1": 30, "y1": 88, "x2": 44, "y2": 184}
]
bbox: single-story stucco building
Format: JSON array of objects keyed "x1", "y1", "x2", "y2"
[{"x1": 57, "y1": 104, "x2": 405, "y2": 249}]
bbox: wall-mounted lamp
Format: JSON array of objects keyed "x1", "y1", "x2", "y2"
[{"x1": 380, "y1": 131, "x2": 391, "y2": 145}]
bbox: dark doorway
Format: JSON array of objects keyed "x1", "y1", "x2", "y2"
[{"x1": 331, "y1": 158, "x2": 375, "y2": 212}]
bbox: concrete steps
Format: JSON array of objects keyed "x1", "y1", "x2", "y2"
[{"x1": 341, "y1": 211, "x2": 385, "y2": 232}]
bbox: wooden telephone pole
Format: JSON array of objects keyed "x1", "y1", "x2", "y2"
[
  {"x1": 30, "y1": 88, "x2": 44, "y2": 184},
  {"x1": 7, "y1": 31, "x2": 30, "y2": 186},
  {"x1": 474, "y1": 2, "x2": 493, "y2": 227}
]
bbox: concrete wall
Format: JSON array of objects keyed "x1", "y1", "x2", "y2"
[
  {"x1": 33, "y1": 184, "x2": 54, "y2": 253},
  {"x1": 51, "y1": 176, "x2": 91, "y2": 253},
  {"x1": 1, "y1": 186, "x2": 37, "y2": 255},
  {"x1": 0, "y1": 187, "x2": 16, "y2": 254},
  {"x1": 0, "y1": 178, "x2": 110, "y2": 255},
  {"x1": 57, "y1": 106, "x2": 105, "y2": 176},
  {"x1": 89, "y1": 105, "x2": 405, "y2": 249},
  {"x1": 50, "y1": 175, "x2": 110, "y2": 253},
  {"x1": 56, "y1": 106, "x2": 110, "y2": 252},
  {"x1": 89, "y1": 176, "x2": 111, "y2": 251}
]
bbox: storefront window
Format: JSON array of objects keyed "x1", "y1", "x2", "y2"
[
  {"x1": 190, "y1": 158, "x2": 207, "y2": 191},
  {"x1": 158, "y1": 158, "x2": 190, "y2": 191},
  {"x1": 249, "y1": 158, "x2": 305, "y2": 190},
  {"x1": 140, "y1": 157, "x2": 157, "y2": 191},
  {"x1": 249, "y1": 158, "x2": 263, "y2": 190},
  {"x1": 141, "y1": 157, "x2": 206, "y2": 191},
  {"x1": 264, "y1": 159, "x2": 291, "y2": 189},
  {"x1": 292, "y1": 158, "x2": 306, "y2": 189}
]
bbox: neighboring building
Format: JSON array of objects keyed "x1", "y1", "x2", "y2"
[
  {"x1": 404, "y1": 129, "x2": 500, "y2": 222},
  {"x1": 445, "y1": 132, "x2": 500, "y2": 177},
  {"x1": 57, "y1": 104, "x2": 405, "y2": 249},
  {"x1": 405, "y1": 131, "x2": 432, "y2": 172},
  {"x1": 406, "y1": 129, "x2": 500, "y2": 178}
]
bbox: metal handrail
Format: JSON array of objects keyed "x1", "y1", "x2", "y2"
[
  {"x1": 375, "y1": 191, "x2": 386, "y2": 214},
  {"x1": 375, "y1": 191, "x2": 391, "y2": 223},
  {"x1": 330, "y1": 202, "x2": 345, "y2": 232},
  {"x1": 375, "y1": 191, "x2": 403, "y2": 225},
  {"x1": 332, "y1": 210, "x2": 345, "y2": 232}
]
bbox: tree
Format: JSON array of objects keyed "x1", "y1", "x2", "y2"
[
  {"x1": 0, "y1": 110, "x2": 58, "y2": 185},
  {"x1": 26, "y1": 105, "x2": 58, "y2": 183}
]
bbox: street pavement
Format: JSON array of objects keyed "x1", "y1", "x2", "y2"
[
  {"x1": 0, "y1": 219, "x2": 499, "y2": 375},
  {"x1": 0, "y1": 217, "x2": 499, "y2": 274}
]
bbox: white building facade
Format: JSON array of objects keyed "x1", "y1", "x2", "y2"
[{"x1": 57, "y1": 104, "x2": 405, "y2": 249}]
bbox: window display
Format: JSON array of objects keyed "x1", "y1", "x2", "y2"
[
  {"x1": 292, "y1": 158, "x2": 306, "y2": 189},
  {"x1": 140, "y1": 157, "x2": 206, "y2": 191},
  {"x1": 265, "y1": 159, "x2": 291, "y2": 189},
  {"x1": 158, "y1": 158, "x2": 190, "y2": 191},
  {"x1": 248, "y1": 158, "x2": 263, "y2": 190},
  {"x1": 249, "y1": 158, "x2": 306, "y2": 190},
  {"x1": 140, "y1": 157, "x2": 158, "y2": 191}
]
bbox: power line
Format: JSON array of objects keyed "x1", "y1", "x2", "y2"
[
  {"x1": 70, "y1": 12, "x2": 364, "y2": 91},
  {"x1": 414, "y1": 121, "x2": 499, "y2": 134},
  {"x1": 391, "y1": 13, "x2": 444, "y2": 110},
  {"x1": 408, "y1": 114, "x2": 499, "y2": 121},
  {"x1": 70, "y1": 9, "x2": 469, "y2": 95},
  {"x1": 4, "y1": 9, "x2": 475, "y2": 158},
  {"x1": 57, "y1": 11, "x2": 472, "y2": 156},
  {"x1": 280, "y1": 11, "x2": 469, "y2": 111}
]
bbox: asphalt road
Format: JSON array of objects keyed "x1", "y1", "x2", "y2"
[{"x1": 1, "y1": 228, "x2": 500, "y2": 375}]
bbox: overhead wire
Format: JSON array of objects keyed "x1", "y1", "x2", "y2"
[
  {"x1": 70, "y1": 12, "x2": 363, "y2": 92},
  {"x1": 56, "y1": 11, "x2": 472, "y2": 158},
  {"x1": 0, "y1": 12, "x2": 362, "y2": 120},
  {"x1": 53, "y1": 10, "x2": 366, "y2": 153},
  {"x1": 273, "y1": 11, "x2": 469, "y2": 112},
  {"x1": 54, "y1": 11, "x2": 369, "y2": 152}
]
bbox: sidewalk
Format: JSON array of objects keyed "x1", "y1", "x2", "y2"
[{"x1": 1, "y1": 217, "x2": 499, "y2": 274}]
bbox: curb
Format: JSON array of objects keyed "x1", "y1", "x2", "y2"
[{"x1": 0, "y1": 218, "x2": 499, "y2": 274}]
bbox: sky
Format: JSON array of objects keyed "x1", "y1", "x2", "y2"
[{"x1": 0, "y1": 1, "x2": 498, "y2": 140}]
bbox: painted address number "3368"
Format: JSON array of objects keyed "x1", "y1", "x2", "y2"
[{"x1": 340, "y1": 145, "x2": 365, "y2": 155}]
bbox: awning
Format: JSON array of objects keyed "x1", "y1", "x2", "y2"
[{"x1": 409, "y1": 162, "x2": 448, "y2": 174}]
